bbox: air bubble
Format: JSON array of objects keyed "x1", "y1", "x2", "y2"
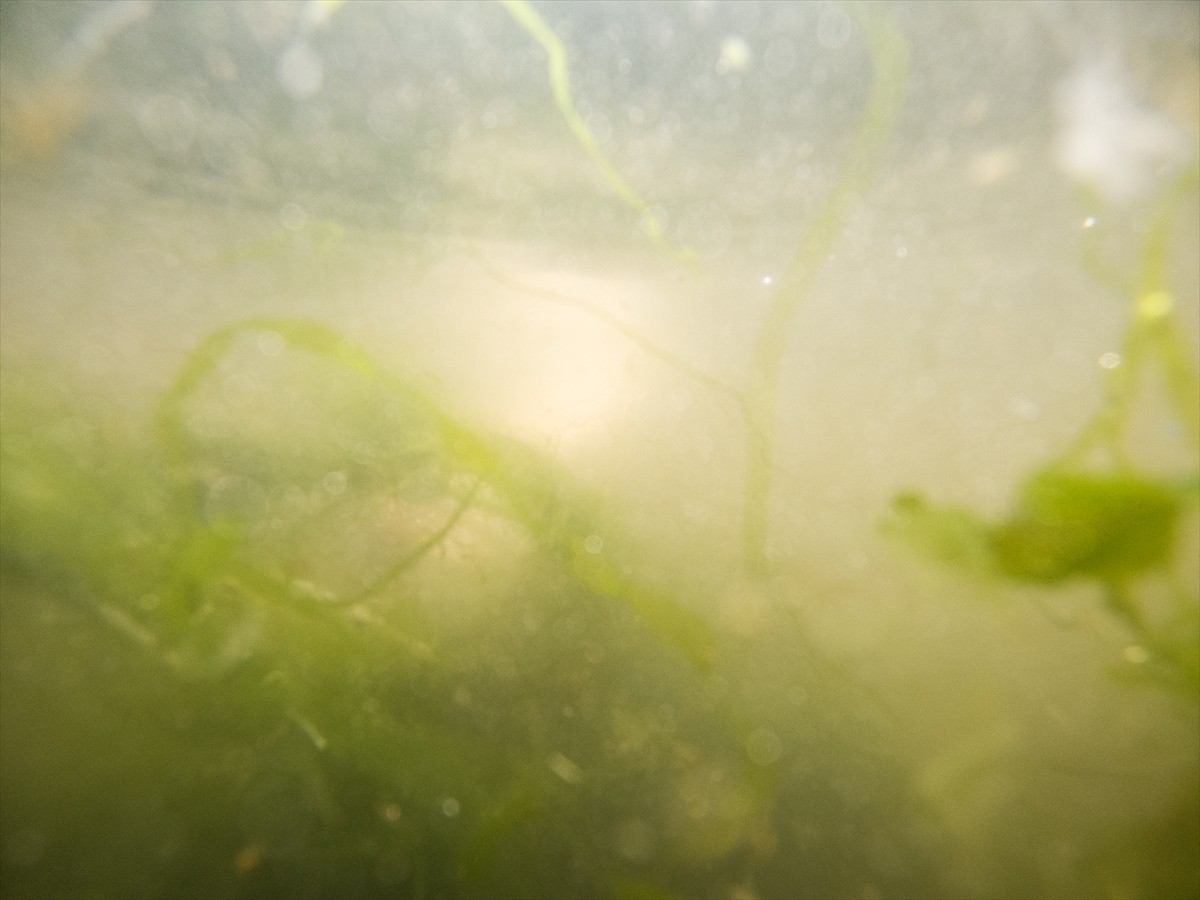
[
  {"x1": 379, "y1": 802, "x2": 402, "y2": 824},
  {"x1": 1123, "y1": 645, "x2": 1149, "y2": 664},
  {"x1": 278, "y1": 41, "x2": 323, "y2": 99},
  {"x1": 322, "y1": 471, "x2": 348, "y2": 495}
]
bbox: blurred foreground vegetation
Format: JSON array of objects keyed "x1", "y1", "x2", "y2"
[{"x1": 2, "y1": 325, "x2": 943, "y2": 899}]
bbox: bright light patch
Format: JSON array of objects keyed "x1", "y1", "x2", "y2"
[
  {"x1": 718, "y1": 36, "x2": 751, "y2": 74},
  {"x1": 1137, "y1": 291, "x2": 1173, "y2": 319},
  {"x1": 481, "y1": 269, "x2": 647, "y2": 456},
  {"x1": 1055, "y1": 64, "x2": 1190, "y2": 205}
]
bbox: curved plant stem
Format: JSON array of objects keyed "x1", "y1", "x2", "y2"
[
  {"x1": 347, "y1": 477, "x2": 483, "y2": 603},
  {"x1": 154, "y1": 316, "x2": 717, "y2": 669},
  {"x1": 497, "y1": 0, "x2": 698, "y2": 266},
  {"x1": 1061, "y1": 165, "x2": 1200, "y2": 467},
  {"x1": 741, "y1": 3, "x2": 909, "y2": 575}
]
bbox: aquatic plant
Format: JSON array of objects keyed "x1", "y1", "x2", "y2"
[
  {"x1": 2, "y1": 306, "x2": 921, "y2": 897},
  {"x1": 741, "y1": 3, "x2": 910, "y2": 576},
  {"x1": 883, "y1": 163, "x2": 1200, "y2": 693},
  {"x1": 885, "y1": 469, "x2": 1192, "y2": 627},
  {"x1": 6, "y1": 3, "x2": 1194, "y2": 898},
  {"x1": 497, "y1": 0, "x2": 698, "y2": 266},
  {"x1": 0, "y1": 11, "x2": 925, "y2": 894},
  {"x1": 153, "y1": 315, "x2": 718, "y2": 670},
  {"x1": 1069, "y1": 166, "x2": 1200, "y2": 464}
]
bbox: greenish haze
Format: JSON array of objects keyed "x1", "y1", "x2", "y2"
[
  {"x1": 742, "y1": 1, "x2": 911, "y2": 576},
  {"x1": 0, "y1": 341, "x2": 927, "y2": 898},
  {"x1": 2, "y1": 3, "x2": 1197, "y2": 898},
  {"x1": 881, "y1": 163, "x2": 1200, "y2": 697}
]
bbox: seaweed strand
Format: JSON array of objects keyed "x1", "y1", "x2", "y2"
[
  {"x1": 153, "y1": 316, "x2": 718, "y2": 670},
  {"x1": 742, "y1": 3, "x2": 910, "y2": 575}
]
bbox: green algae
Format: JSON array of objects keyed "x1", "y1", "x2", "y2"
[
  {"x1": 885, "y1": 470, "x2": 1189, "y2": 588},
  {"x1": 882, "y1": 165, "x2": 1200, "y2": 694},
  {"x1": 152, "y1": 314, "x2": 718, "y2": 671},
  {"x1": 497, "y1": 0, "x2": 699, "y2": 266},
  {"x1": 4, "y1": 3, "x2": 1195, "y2": 897},
  {"x1": 1, "y1": 307, "x2": 919, "y2": 897}
]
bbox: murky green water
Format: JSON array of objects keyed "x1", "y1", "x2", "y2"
[{"x1": 2, "y1": 2, "x2": 1197, "y2": 898}]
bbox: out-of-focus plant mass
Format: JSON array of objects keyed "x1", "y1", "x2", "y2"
[{"x1": 1, "y1": 2, "x2": 1197, "y2": 898}]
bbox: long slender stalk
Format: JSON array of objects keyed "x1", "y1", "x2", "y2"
[
  {"x1": 741, "y1": 3, "x2": 909, "y2": 575},
  {"x1": 1060, "y1": 165, "x2": 1200, "y2": 466}
]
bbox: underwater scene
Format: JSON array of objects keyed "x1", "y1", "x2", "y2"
[{"x1": 1, "y1": 1, "x2": 1197, "y2": 898}]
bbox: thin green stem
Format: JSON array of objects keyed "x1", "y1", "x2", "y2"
[
  {"x1": 741, "y1": 3, "x2": 909, "y2": 575},
  {"x1": 497, "y1": 0, "x2": 698, "y2": 266}
]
